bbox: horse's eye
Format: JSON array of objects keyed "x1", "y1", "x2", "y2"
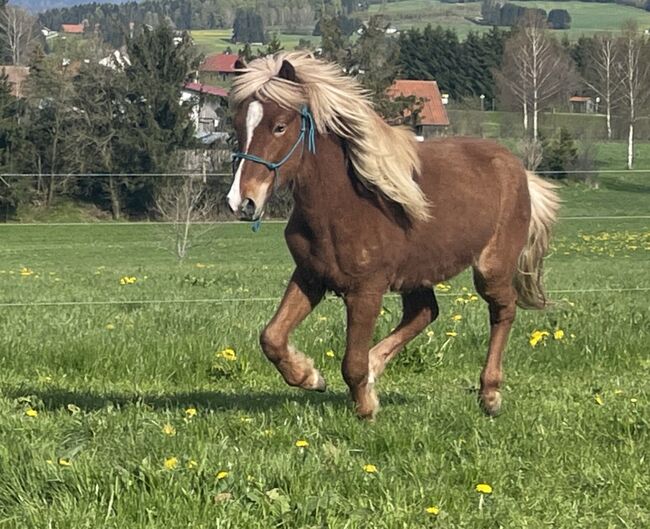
[{"x1": 274, "y1": 124, "x2": 287, "y2": 135}]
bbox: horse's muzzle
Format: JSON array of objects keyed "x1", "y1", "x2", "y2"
[{"x1": 239, "y1": 198, "x2": 258, "y2": 221}]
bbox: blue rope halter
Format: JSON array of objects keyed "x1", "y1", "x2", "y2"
[{"x1": 232, "y1": 105, "x2": 316, "y2": 232}]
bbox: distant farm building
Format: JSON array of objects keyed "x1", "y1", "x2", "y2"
[
  {"x1": 388, "y1": 79, "x2": 450, "y2": 139},
  {"x1": 181, "y1": 82, "x2": 229, "y2": 144},
  {"x1": 1, "y1": 66, "x2": 29, "y2": 98},
  {"x1": 61, "y1": 23, "x2": 85, "y2": 34},
  {"x1": 199, "y1": 53, "x2": 239, "y2": 83},
  {"x1": 570, "y1": 95, "x2": 595, "y2": 114}
]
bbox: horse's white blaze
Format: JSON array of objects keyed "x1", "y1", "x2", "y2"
[{"x1": 227, "y1": 101, "x2": 263, "y2": 212}]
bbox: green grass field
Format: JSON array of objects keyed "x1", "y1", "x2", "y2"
[
  {"x1": 1, "y1": 164, "x2": 649, "y2": 526},
  {"x1": 368, "y1": 0, "x2": 650, "y2": 38},
  {"x1": 190, "y1": 29, "x2": 319, "y2": 55}
]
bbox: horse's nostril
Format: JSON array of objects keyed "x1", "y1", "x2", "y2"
[{"x1": 241, "y1": 198, "x2": 256, "y2": 219}]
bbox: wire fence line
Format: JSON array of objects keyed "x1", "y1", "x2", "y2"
[
  {"x1": 1, "y1": 287, "x2": 648, "y2": 309},
  {"x1": 0, "y1": 215, "x2": 648, "y2": 228},
  {"x1": 2, "y1": 168, "x2": 650, "y2": 179}
]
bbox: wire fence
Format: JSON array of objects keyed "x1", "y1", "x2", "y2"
[
  {"x1": 2, "y1": 168, "x2": 650, "y2": 179},
  {"x1": 1, "y1": 287, "x2": 648, "y2": 309}
]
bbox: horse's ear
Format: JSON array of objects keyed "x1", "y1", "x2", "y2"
[
  {"x1": 234, "y1": 58, "x2": 246, "y2": 75},
  {"x1": 277, "y1": 60, "x2": 297, "y2": 82}
]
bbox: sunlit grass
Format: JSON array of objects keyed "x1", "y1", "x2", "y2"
[{"x1": 0, "y1": 173, "x2": 648, "y2": 527}]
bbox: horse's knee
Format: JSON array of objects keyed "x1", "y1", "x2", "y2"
[{"x1": 341, "y1": 354, "x2": 368, "y2": 389}]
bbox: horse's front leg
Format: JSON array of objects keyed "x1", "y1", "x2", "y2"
[
  {"x1": 260, "y1": 269, "x2": 326, "y2": 391},
  {"x1": 342, "y1": 289, "x2": 383, "y2": 419}
]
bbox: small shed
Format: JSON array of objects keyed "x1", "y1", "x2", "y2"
[{"x1": 570, "y1": 96, "x2": 595, "y2": 114}]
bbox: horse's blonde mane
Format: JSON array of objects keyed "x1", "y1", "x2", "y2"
[{"x1": 230, "y1": 52, "x2": 430, "y2": 221}]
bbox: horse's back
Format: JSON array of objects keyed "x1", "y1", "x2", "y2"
[{"x1": 392, "y1": 137, "x2": 531, "y2": 286}]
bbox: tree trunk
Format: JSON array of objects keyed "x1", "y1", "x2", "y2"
[
  {"x1": 108, "y1": 175, "x2": 121, "y2": 220},
  {"x1": 606, "y1": 100, "x2": 612, "y2": 140},
  {"x1": 533, "y1": 91, "x2": 539, "y2": 141},
  {"x1": 523, "y1": 100, "x2": 528, "y2": 133},
  {"x1": 628, "y1": 121, "x2": 634, "y2": 170}
]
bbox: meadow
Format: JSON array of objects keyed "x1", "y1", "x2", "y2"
[
  {"x1": 367, "y1": 0, "x2": 650, "y2": 38},
  {"x1": 0, "y1": 165, "x2": 648, "y2": 527},
  {"x1": 190, "y1": 29, "x2": 319, "y2": 55}
]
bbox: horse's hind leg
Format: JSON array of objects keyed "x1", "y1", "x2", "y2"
[
  {"x1": 369, "y1": 288, "x2": 439, "y2": 382},
  {"x1": 472, "y1": 264, "x2": 518, "y2": 416},
  {"x1": 260, "y1": 268, "x2": 326, "y2": 391}
]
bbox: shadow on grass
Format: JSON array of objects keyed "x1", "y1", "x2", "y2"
[{"x1": 2, "y1": 385, "x2": 411, "y2": 414}]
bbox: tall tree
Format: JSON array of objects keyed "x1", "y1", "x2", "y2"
[
  {"x1": 583, "y1": 34, "x2": 622, "y2": 140},
  {"x1": 23, "y1": 53, "x2": 76, "y2": 207},
  {"x1": 495, "y1": 14, "x2": 576, "y2": 140},
  {"x1": 0, "y1": 5, "x2": 38, "y2": 65},
  {"x1": 347, "y1": 15, "x2": 400, "y2": 103},
  {"x1": 617, "y1": 22, "x2": 650, "y2": 169}
]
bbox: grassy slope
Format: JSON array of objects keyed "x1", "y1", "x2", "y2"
[
  {"x1": 190, "y1": 29, "x2": 319, "y2": 55},
  {"x1": 1, "y1": 154, "x2": 649, "y2": 527},
  {"x1": 367, "y1": 0, "x2": 650, "y2": 38}
]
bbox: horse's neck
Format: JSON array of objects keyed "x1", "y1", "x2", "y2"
[{"x1": 292, "y1": 133, "x2": 356, "y2": 220}]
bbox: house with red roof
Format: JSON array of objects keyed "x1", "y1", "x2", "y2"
[
  {"x1": 199, "y1": 52, "x2": 239, "y2": 83},
  {"x1": 387, "y1": 80, "x2": 450, "y2": 139},
  {"x1": 181, "y1": 82, "x2": 230, "y2": 144},
  {"x1": 61, "y1": 23, "x2": 85, "y2": 34}
]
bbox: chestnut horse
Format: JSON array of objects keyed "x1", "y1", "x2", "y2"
[{"x1": 227, "y1": 52, "x2": 559, "y2": 419}]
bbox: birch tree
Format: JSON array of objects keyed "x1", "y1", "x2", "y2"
[
  {"x1": 617, "y1": 22, "x2": 650, "y2": 169},
  {"x1": 584, "y1": 34, "x2": 622, "y2": 140},
  {"x1": 496, "y1": 14, "x2": 576, "y2": 140},
  {"x1": 0, "y1": 6, "x2": 37, "y2": 66}
]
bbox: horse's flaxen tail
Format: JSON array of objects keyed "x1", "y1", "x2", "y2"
[{"x1": 514, "y1": 171, "x2": 561, "y2": 310}]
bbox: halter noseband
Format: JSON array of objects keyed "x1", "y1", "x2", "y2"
[{"x1": 231, "y1": 105, "x2": 317, "y2": 181}]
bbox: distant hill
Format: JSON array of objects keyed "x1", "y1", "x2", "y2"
[{"x1": 9, "y1": 0, "x2": 134, "y2": 14}]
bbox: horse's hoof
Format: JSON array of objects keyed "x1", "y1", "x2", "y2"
[
  {"x1": 480, "y1": 391, "x2": 502, "y2": 417},
  {"x1": 302, "y1": 370, "x2": 327, "y2": 392}
]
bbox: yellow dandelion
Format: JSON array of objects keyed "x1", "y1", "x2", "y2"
[
  {"x1": 263, "y1": 429, "x2": 274, "y2": 437},
  {"x1": 445, "y1": 331, "x2": 458, "y2": 337},
  {"x1": 529, "y1": 330, "x2": 549, "y2": 347},
  {"x1": 195, "y1": 263, "x2": 207, "y2": 268},
  {"x1": 105, "y1": 323, "x2": 115, "y2": 330},
  {"x1": 25, "y1": 408, "x2": 38, "y2": 417},
  {"x1": 426, "y1": 330, "x2": 434, "y2": 337},
  {"x1": 363, "y1": 464, "x2": 378, "y2": 474},
  {"x1": 295, "y1": 439, "x2": 309, "y2": 448},
  {"x1": 187, "y1": 460, "x2": 198, "y2": 470},
  {"x1": 594, "y1": 394, "x2": 604, "y2": 406},
  {"x1": 325, "y1": 350, "x2": 336, "y2": 358},
  {"x1": 164, "y1": 457, "x2": 178, "y2": 470},
  {"x1": 553, "y1": 329, "x2": 565, "y2": 340},
  {"x1": 425, "y1": 506, "x2": 440, "y2": 516},
  {"x1": 185, "y1": 407, "x2": 197, "y2": 418},
  {"x1": 475, "y1": 483, "x2": 493, "y2": 494},
  {"x1": 630, "y1": 398, "x2": 638, "y2": 404},
  {"x1": 216, "y1": 470, "x2": 229, "y2": 480},
  {"x1": 451, "y1": 314, "x2": 463, "y2": 321},
  {"x1": 119, "y1": 276, "x2": 137, "y2": 285},
  {"x1": 58, "y1": 457, "x2": 72, "y2": 467},
  {"x1": 162, "y1": 423, "x2": 176, "y2": 436},
  {"x1": 218, "y1": 348, "x2": 237, "y2": 361},
  {"x1": 240, "y1": 416, "x2": 253, "y2": 423},
  {"x1": 469, "y1": 295, "x2": 479, "y2": 302}
]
